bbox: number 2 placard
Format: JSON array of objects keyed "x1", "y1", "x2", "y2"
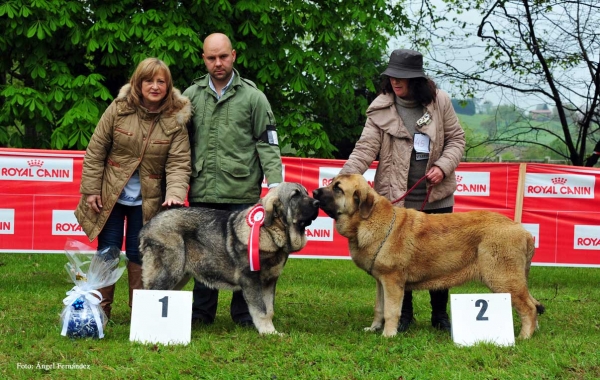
[
  {"x1": 450, "y1": 293, "x2": 515, "y2": 346},
  {"x1": 129, "y1": 290, "x2": 192, "y2": 345}
]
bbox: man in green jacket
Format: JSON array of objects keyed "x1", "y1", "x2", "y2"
[{"x1": 183, "y1": 33, "x2": 283, "y2": 327}]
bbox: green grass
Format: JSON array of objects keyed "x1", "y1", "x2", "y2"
[{"x1": 1, "y1": 253, "x2": 599, "y2": 379}]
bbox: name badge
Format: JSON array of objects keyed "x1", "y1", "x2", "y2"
[
  {"x1": 414, "y1": 133, "x2": 430, "y2": 154},
  {"x1": 416, "y1": 153, "x2": 429, "y2": 161}
]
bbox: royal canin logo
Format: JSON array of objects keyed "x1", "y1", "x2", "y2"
[
  {"x1": 574, "y1": 225, "x2": 600, "y2": 250},
  {"x1": 0, "y1": 157, "x2": 73, "y2": 182},
  {"x1": 551, "y1": 177, "x2": 567, "y2": 185},
  {"x1": 525, "y1": 174, "x2": 594, "y2": 198},
  {"x1": 454, "y1": 171, "x2": 490, "y2": 196},
  {"x1": 0, "y1": 209, "x2": 15, "y2": 235},
  {"x1": 305, "y1": 217, "x2": 335, "y2": 242},
  {"x1": 52, "y1": 210, "x2": 85, "y2": 235}
]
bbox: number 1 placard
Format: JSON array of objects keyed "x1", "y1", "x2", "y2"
[
  {"x1": 129, "y1": 290, "x2": 192, "y2": 345},
  {"x1": 450, "y1": 293, "x2": 515, "y2": 346}
]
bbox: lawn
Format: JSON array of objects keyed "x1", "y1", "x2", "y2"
[{"x1": 1, "y1": 253, "x2": 599, "y2": 379}]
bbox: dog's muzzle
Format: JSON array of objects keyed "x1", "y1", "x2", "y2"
[
  {"x1": 312, "y1": 188, "x2": 336, "y2": 219},
  {"x1": 299, "y1": 199, "x2": 320, "y2": 228}
]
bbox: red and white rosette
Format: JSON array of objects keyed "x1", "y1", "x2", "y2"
[{"x1": 246, "y1": 205, "x2": 265, "y2": 271}]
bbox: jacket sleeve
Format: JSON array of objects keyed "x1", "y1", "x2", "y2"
[
  {"x1": 252, "y1": 91, "x2": 283, "y2": 185},
  {"x1": 164, "y1": 127, "x2": 192, "y2": 202},
  {"x1": 434, "y1": 91, "x2": 465, "y2": 177},
  {"x1": 340, "y1": 117, "x2": 381, "y2": 175},
  {"x1": 79, "y1": 102, "x2": 117, "y2": 195}
]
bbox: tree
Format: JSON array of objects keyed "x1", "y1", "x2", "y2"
[
  {"x1": 0, "y1": 0, "x2": 409, "y2": 157},
  {"x1": 405, "y1": 0, "x2": 599, "y2": 166}
]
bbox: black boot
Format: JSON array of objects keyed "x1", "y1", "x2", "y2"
[
  {"x1": 430, "y1": 289, "x2": 451, "y2": 332},
  {"x1": 398, "y1": 291, "x2": 415, "y2": 332},
  {"x1": 191, "y1": 279, "x2": 217, "y2": 325}
]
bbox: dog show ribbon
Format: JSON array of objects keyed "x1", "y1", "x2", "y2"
[{"x1": 246, "y1": 205, "x2": 265, "y2": 271}]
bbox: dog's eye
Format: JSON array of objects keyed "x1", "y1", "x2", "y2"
[{"x1": 333, "y1": 183, "x2": 342, "y2": 193}]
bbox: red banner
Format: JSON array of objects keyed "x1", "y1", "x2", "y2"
[{"x1": 1, "y1": 148, "x2": 599, "y2": 267}]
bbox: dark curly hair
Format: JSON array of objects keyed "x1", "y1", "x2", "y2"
[{"x1": 380, "y1": 76, "x2": 438, "y2": 106}]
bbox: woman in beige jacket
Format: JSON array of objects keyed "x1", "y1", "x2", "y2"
[
  {"x1": 74, "y1": 58, "x2": 192, "y2": 319},
  {"x1": 341, "y1": 49, "x2": 465, "y2": 333}
]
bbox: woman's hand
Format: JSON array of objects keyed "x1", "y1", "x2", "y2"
[
  {"x1": 426, "y1": 166, "x2": 445, "y2": 186},
  {"x1": 162, "y1": 198, "x2": 184, "y2": 207},
  {"x1": 86, "y1": 194, "x2": 103, "y2": 213}
]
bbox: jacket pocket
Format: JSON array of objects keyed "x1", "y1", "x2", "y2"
[
  {"x1": 191, "y1": 158, "x2": 204, "y2": 178},
  {"x1": 115, "y1": 127, "x2": 133, "y2": 136},
  {"x1": 107, "y1": 157, "x2": 120, "y2": 168},
  {"x1": 221, "y1": 158, "x2": 250, "y2": 178}
]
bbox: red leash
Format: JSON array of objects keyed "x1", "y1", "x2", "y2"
[{"x1": 390, "y1": 175, "x2": 432, "y2": 211}]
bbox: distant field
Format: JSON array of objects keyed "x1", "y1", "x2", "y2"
[{"x1": 456, "y1": 112, "x2": 574, "y2": 161}]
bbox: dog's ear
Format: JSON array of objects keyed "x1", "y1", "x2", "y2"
[
  {"x1": 263, "y1": 194, "x2": 281, "y2": 227},
  {"x1": 354, "y1": 188, "x2": 375, "y2": 219}
]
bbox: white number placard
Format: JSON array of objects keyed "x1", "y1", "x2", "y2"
[
  {"x1": 129, "y1": 290, "x2": 192, "y2": 345},
  {"x1": 450, "y1": 293, "x2": 515, "y2": 346}
]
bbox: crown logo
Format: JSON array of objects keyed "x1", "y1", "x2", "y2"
[
  {"x1": 551, "y1": 177, "x2": 567, "y2": 185},
  {"x1": 27, "y1": 159, "x2": 44, "y2": 167},
  {"x1": 456, "y1": 175, "x2": 463, "y2": 183}
]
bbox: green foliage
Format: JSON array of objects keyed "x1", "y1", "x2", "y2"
[
  {"x1": 0, "y1": 0, "x2": 409, "y2": 157},
  {"x1": 1, "y1": 253, "x2": 600, "y2": 379}
]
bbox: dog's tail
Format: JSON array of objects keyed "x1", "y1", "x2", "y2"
[
  {"x1": 524, "y1": 232, "x2": 545, "y2": 315},
  {"x1": 524, "y1": 232, "x2": 536, "y2": 279},
  {"x1": 535, "y1": 302, "x2": 546, "y2": 315}
]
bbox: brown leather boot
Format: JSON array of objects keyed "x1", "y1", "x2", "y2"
[
  {"x1": 98, "y1": 284, "x2": 115, "y2": 320},
  {"x1": 127, "y1": 262, "x2": 143, "y2": 308}
]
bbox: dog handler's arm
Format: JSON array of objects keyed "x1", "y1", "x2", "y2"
[
  {"x1": 340, "y1": 117, "x2": 382, "y2": 175},
  {"x1": 80, "y1": 102, "x2": 118, "y2": 197},
  {"x1": 162, "y1": 126, "x2": 192, "y2": 206},
  {"x1": 253, "y1": 91, "x2": 283, "y2": 186},
  {"x1": 432, "y1": 91, "x2": 465, "y2": 177}
]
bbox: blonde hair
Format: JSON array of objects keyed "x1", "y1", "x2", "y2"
[{"x1": 128, "y1": 58, "x2": 177, "y2": 114}]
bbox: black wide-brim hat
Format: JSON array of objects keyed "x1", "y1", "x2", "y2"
[{"x1": 381, "y1": 49, "x2": 426, "y2": 79}]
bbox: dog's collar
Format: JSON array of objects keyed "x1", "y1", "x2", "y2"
[{"x1": 367, "y1": 209, "x2": 396, "y2": 275}]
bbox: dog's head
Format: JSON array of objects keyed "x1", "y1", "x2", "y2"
[
  {"x1": 261, "y1": 182, "x2": 320, "y2": 252},
  {"x1": 312, "y1": 174, "x2": 376, "y2": 236}
]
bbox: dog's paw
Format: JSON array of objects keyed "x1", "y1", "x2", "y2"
[
  {"x1": 382, "y1": 330, "x2": 398, "y2": 338},
  {"x1": 363, "y1": 326, "x2": 381, "y2": 333},
  {"x1": 260, "y1": 330, "x2": 284, "y2": 337}
]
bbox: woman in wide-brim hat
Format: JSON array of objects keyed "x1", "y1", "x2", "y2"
[{"x1": 340, "y1": 48, "x2": 466, "y2": 333}]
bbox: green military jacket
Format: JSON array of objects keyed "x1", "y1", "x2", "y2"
[{"x1": 183, "y1": 69, "x2": 283, "y2": 204}]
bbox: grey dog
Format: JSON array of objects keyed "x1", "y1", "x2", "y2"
[{"x1": 139, "y1": 182, "x2": 320, "y2": 334}]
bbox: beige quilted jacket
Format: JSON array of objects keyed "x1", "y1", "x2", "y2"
[
  {"x1": 74, "y1": 84, "x2": 192, "y2": 241},
  {"x1": 341, "y1": 89, "x2": 465, "y2": 206}
]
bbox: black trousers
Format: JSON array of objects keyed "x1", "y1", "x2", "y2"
[
  {"x1": 401, "y1": 206, "x2": 453, "y2": 317},
  {"x1": 189, "y1": 202, "x2": 253, "y2": 323}
]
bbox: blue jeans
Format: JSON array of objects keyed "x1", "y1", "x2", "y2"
[{"x1": 97, "y1": 203, "x2": 143, "y2": 265}]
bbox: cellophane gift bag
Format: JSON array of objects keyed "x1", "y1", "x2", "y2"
[{"x1": 60, "y1": 239, "x2": 127, "y2": 339}]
